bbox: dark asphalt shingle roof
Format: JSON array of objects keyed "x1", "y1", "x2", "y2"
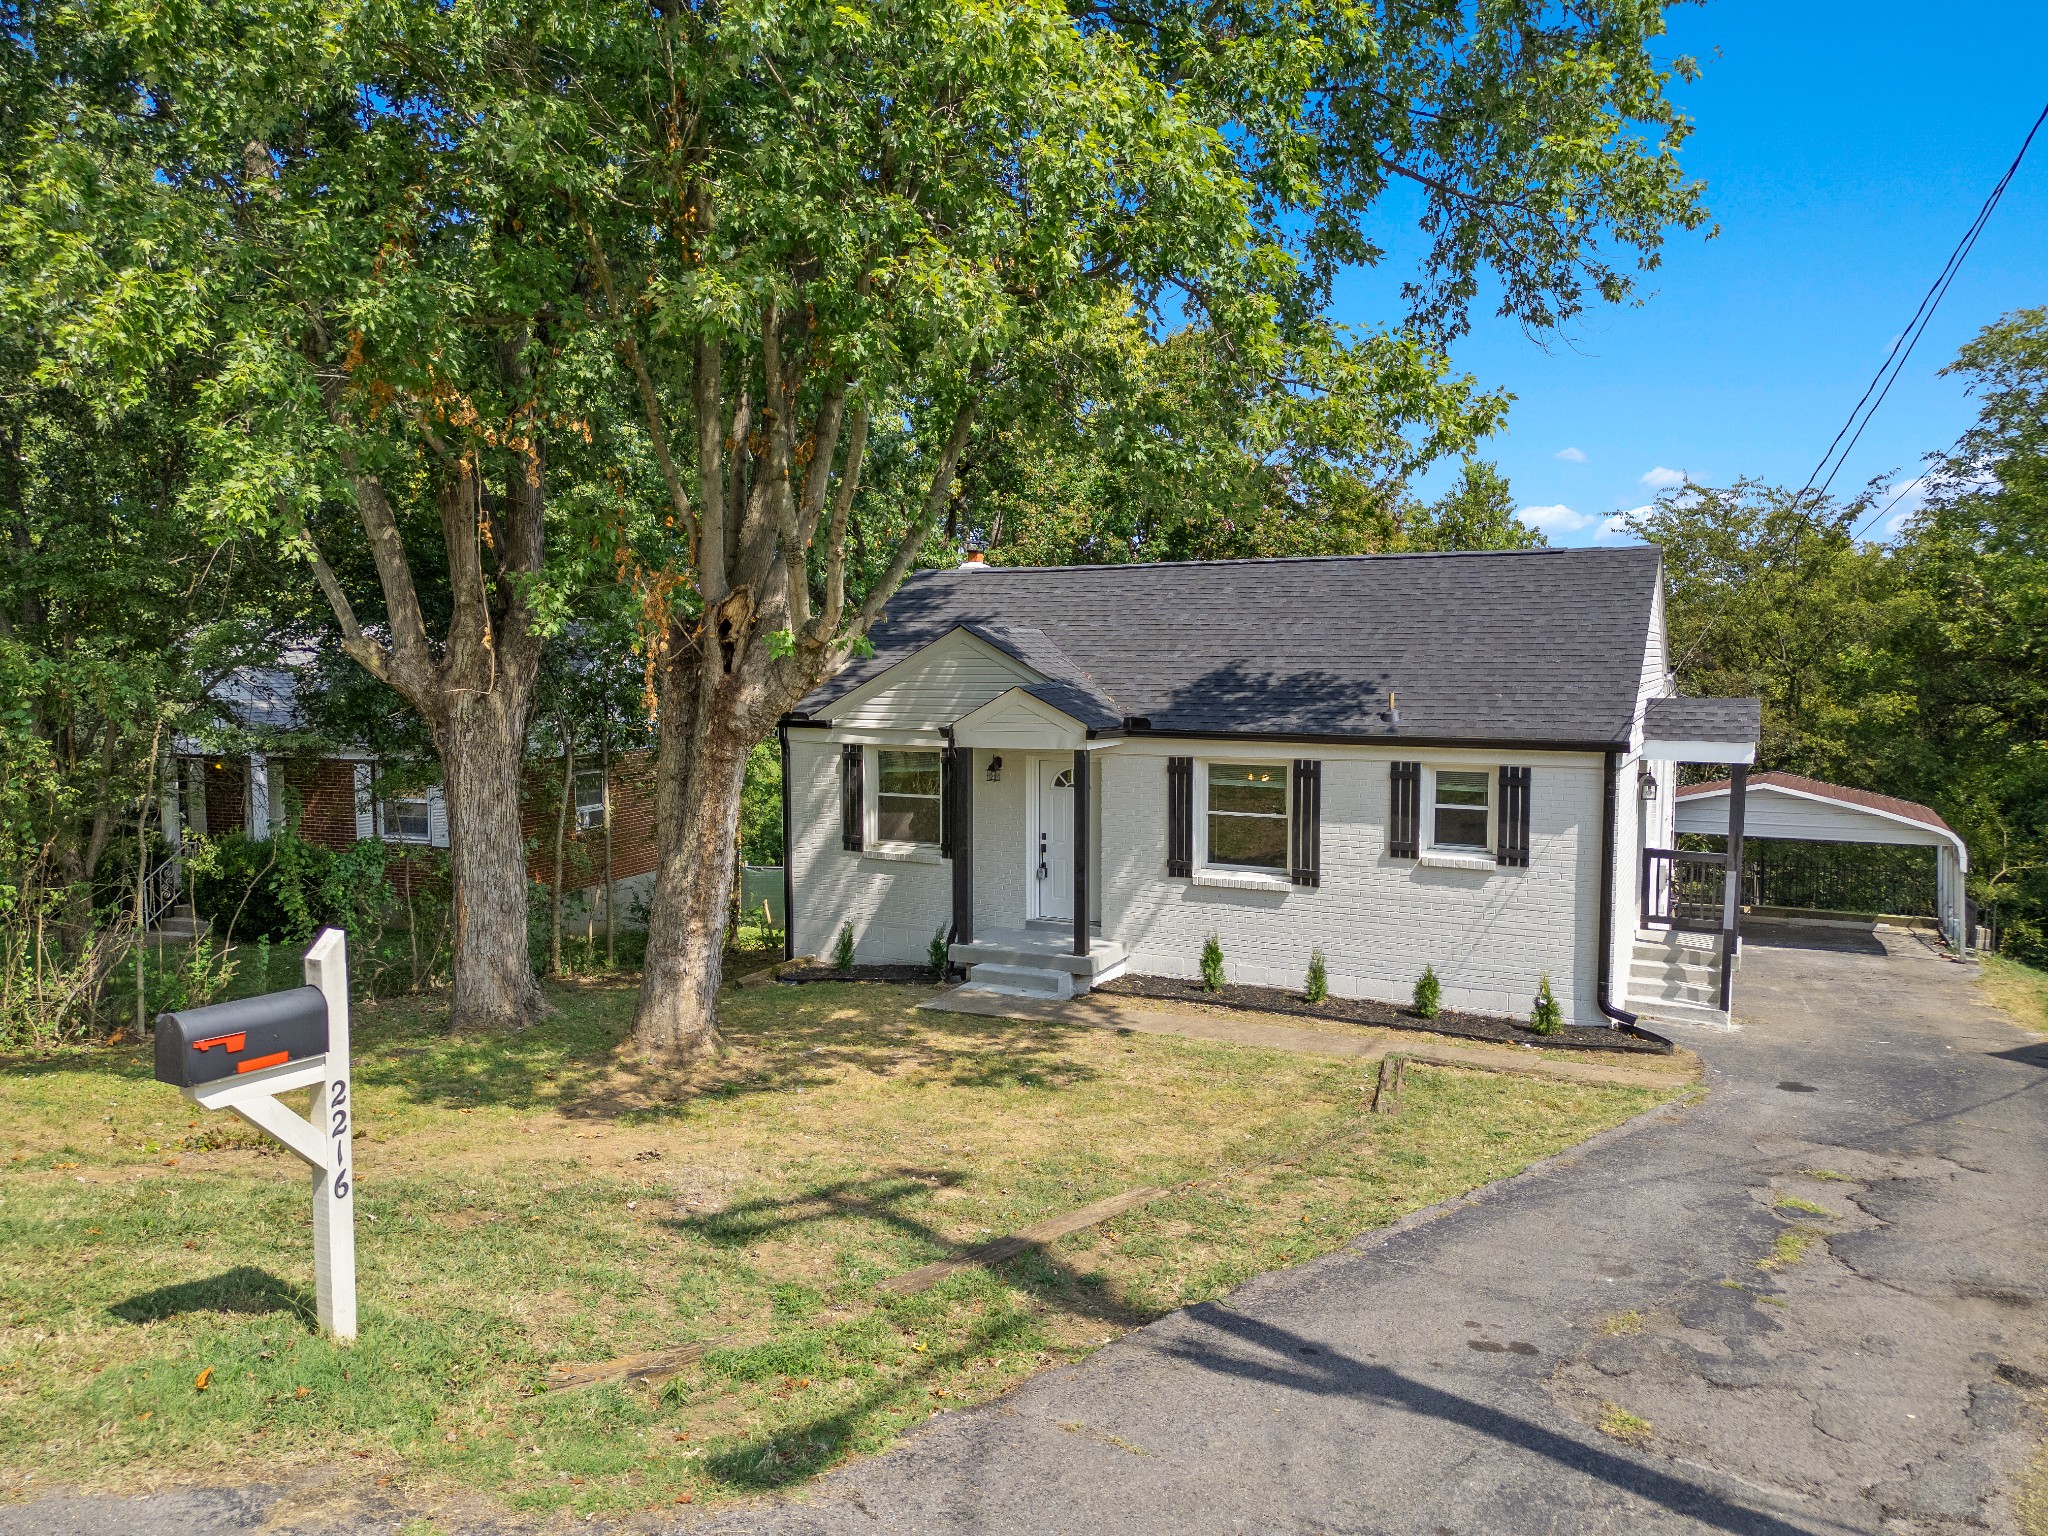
[
  {"x1": 1644, "y1": 695, "x2": 1761, "y2": 744},
  {"x1": 800, "y1": 548, "x2": 1669, "y2": 747}
]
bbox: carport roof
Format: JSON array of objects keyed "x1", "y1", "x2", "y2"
[{"x1": 1679, "y1": 772, "x2": 1956, "y2": 838}]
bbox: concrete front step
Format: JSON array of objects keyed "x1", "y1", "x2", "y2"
[
  {"x1": 1630, "y1": 995, "x2": 1732, "y2": 1029},
  {"x1": 949, "y1": 930, "x2": 1127, "y2": 979},
  {"x1": 958, "y1": 962, "x2": 1075, "y2": 1002}
]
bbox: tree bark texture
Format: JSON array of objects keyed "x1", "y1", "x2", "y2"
[
  {"x1": 438, "y1": 685, "x2": 545, "y2": 1031},
  {"x1": 302, "y1": 349, "x2": 551, "y2": 1031}
]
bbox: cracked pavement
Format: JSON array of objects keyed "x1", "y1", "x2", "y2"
[{"x1": 7, "y1": 924, "x2": 2045, "y2": 1535}]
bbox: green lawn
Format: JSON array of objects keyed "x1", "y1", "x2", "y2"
[{"x1": 1, "y1": 976, "x2": 1686, "y2": 1517}]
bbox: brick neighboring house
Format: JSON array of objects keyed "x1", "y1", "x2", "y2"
[{"x1": 170, "y1": 666, "x2": 659, "y2": 917}]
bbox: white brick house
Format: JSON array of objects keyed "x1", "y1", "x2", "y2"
[{"x1": 781, "y1": 550, "x2": 1761, "y2": 1028}]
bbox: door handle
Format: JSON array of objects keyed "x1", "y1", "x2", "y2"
[{"x1": 1037, "y1": 831, "x2": 1047, "y2": 880}]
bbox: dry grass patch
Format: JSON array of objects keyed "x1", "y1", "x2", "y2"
[
  {"x1": 1, "y1": 977, "x2": 1677, "y2": 1517},
  {"x1": 1981, "y1": 954, "x2": 2048, "y2": 1038}
]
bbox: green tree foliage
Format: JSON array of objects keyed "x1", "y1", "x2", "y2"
[
  {"x1": 1413, "y1": 460, "x2": 1549, "y2": 552},
  {"x1": 11, "y1": 0, "x2": 1711, "y2": 1054},
  {"x1": 1627, "y1": 309, "x2": 2048, "y2": 963}
]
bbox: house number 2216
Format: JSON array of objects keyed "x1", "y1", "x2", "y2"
[{"x1": 330, "y1": 1078, "x2": 351, "y2": 1199}]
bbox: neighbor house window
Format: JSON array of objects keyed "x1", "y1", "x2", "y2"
[
  {"x1": 874, "y1": 749, "x2": 942, "y2": 845},
  {"x1": 1206, "y1": 763, "x2": 1287, "y2": 870},
  {"x1": 382, "y1": 792, "x2": 432, "y2": 844},
  {"x1": 575, "y1": 766, "x2": 607, "y2": 832},
  {"x1": 1432, "y1": 769, "x2": 1490, "y2": 850}
]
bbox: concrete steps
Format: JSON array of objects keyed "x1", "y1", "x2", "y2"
[
  {"x1": 960, "y1": 962, "x2": 1075, "y2": 1001},
  {"x1": 145, "y1": 905, "x2": 211, "y2": 943},
  {"x1": 1627, "y1": 929, "x2": 1730, "y2": 1027},
  {"x1": 950, "y1": 927, "x2": 1126, "y2": 1000}
]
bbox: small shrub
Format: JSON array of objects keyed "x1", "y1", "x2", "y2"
[
  {"x1": 1529, "y1": 972, "x2": 1563, "y2": 1034},
  {"x1": 833, "y1": 921, "x2": 856, "y2": 973},
  {"x1": 1199, "y1": 933, "x2": 1225, "y2": 993},
  {"x1": 928, "y1": 925, "x2": 950, "y2": 977},
  {"x1": 1304, "y1": 947, "x2": 1328, "y2": 1004},
  {"x1": 1413, "y1": 964, "x2": 1441, "y2": 1019}
]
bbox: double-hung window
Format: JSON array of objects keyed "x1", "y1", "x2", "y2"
[
  {"x1": 1205, "y1": 763, "x2": 1288, "y2": 871},
  {"x1": 381, "y1": 792, "x2": 432, "y2": 844},
  {"x1": 874, "y1": 749, "x2": 942, "y2": 847},
  {"x1": 1431, "y1": 769, "x2": 1490, "y2": 851},
  {"x1": 574, "y1": 766, "x2": 608, "y2": 832}
]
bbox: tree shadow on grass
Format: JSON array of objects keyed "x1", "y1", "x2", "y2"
[
  {"x1": 110, "y1": 1265, "x2": 315, "y2": 1328},
  {"x1": 351, "y1": 980, "x2": 1101, "y2": 1121}
]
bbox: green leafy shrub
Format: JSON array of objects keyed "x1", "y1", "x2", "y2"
[
  {"x1": 1200, "y1": 932, "x2": 1225, "y2": 993},
  {"x1": 1304, "y1": 947, "x2": 1328, "y2": 1004},
  {"x1": 929, "y1": 925, "x2": 950, "y2": 977},
  {"x1": 1530, "y1": 972, "x2": 1563, "y2": 1034},
  {"x1": 1413, "y1": 964, "x2": 1441, "y2": 1019},
  {"x1": 833, "y1": 922, "x2": 856, "y2": 973}
]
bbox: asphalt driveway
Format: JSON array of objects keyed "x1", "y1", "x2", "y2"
[
  {"x1": 689, "y1": 924, "x2": 2048, "y2": 1536},
  {"x1": 8, "y1": 925, "x2": 2046, "y2": 1535}
]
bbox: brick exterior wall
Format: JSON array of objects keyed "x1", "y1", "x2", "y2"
[
  {"x1": 521, "y1": 748, "x2": 658, "y2": 894},
  {"x1": 202, "y1": 759, "x2": 246, "y2": 836},
  {"x1": 181, "y1": 749, "x2": 662, "y2": 900},
  {"x1": 789, "y1": 734, "x2": 1617, "y2": 1027},
  {"x1": 277, "y1": 758, "x2": 360, "y2": 850}
]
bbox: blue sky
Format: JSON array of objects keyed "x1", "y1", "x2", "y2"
[{"x1": 1337, "y1": 2, "x2": 2048, "y2": 547}]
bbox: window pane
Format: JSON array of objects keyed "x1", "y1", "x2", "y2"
[
  {"x1": 1208, "y1": 763, "x2": 1287, "y2": 817},
  {"x1": 1434, "y1": 806, "x2": 1489, "y2": 849},
  {"x1": 1436, "y1": 770, "x2": 1489, "y2": 807},
  {"x1": 878, "y1": 750, "x2": 940, "y2": 796},
  {"x1": 385, "y1": 797, "x2": 430, "y2": 840},
  {"x1": 877, "y1": 796, "x2": 941, "y2": 845},
  {"x1": 1209, "y1": 812, "x2": 1288, "y2": 869},
  {"x1": 575, "y1": 768, "x2": 606, "y2": 830}
]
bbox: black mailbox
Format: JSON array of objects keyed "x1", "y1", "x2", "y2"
[{"x1": 155, "y1": 986, "x2": 330, "y2": 1088}]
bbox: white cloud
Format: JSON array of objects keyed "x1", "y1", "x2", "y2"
[
  {"x1": 1595, "y1": 507, "x2": 1650, "y2": 544},
  {"x1": 1639, "y1": 466, "x2": 1688, "y2": 489},
  {"x1": 1517, "y1": 503, "x2": 1600, "y2": 536},
  {"x1": 1554, "y1": 446, "x2": 1588, "y2": 464}
]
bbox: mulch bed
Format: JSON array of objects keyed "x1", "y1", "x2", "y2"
[
  {"x1": 777, "y1": 963, "x2": 947, "y2": 987},
  {"x1": 1096, "y1": 974, "x2": 1674, "y2": 1055}
]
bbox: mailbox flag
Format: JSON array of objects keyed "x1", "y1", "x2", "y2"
[{"x1": 155, "y1": 987, "x2": 330, "y2": 1087}]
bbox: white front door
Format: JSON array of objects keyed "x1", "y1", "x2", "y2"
[{"x1": 1033, "y1": 758, "x2": 1075, "y2": 921}]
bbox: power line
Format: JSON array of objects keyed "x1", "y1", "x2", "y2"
[{"x1": 1792, "y1": 98, "x2": 2048, "y2": 537}]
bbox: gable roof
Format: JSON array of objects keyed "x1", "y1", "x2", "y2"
[
  {"x1": 1644, "y1": 695, "x2": 1761, "y2": 745},
  {"x1": 796, "y1": 548, "x2": 1666, "y2": 747},
  {"x1": 1678, "y1": 772, "x2": 1956, "y2": 838}
]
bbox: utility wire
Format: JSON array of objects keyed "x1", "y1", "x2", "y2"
[{"x1": 1793, "y1": 99, "x2": 2048, "y2": 535}]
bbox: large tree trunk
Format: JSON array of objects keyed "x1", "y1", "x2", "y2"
[
  {"x1": 436, "y1": 662, "x2": 547, "y2": 1033},
  {"x1": 631, "y1": 637, "x2": 765, "y2": 1059}
]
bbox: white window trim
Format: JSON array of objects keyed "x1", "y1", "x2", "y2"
[
  {"x1": 378, "y1": 790, "x2": 435, "y2": 846},
  {"x1": 867, "y1": 744, "x2": 944, "y2": 853},
  {"x1": 1195, "y1": 757, "x2": 1292, "y2": 879},
  {"x1": 1425, "y1": 764, "x2": 1494, "y2": 857},
  {"x1": 574, "y1": 765, "x2": 608, "y2": 833}
]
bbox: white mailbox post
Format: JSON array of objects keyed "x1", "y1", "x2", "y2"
[{"x1": 154, "y1": 927, "x2": 356, "y2": 1339}]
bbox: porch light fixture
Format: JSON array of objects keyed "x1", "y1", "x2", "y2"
[
  {"x1": 985, "y1": 755, "x2": 1003, "y2": 783},
  {"x1": 1639, "y1": 764, "x2": 1659, "y2": 801}
]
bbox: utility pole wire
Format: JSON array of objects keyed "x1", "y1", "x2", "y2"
[{"x1": 1796, "y1": 99, "x2": 2048, "y2": 529}]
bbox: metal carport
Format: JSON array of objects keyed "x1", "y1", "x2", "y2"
[{"x1": 1675, "y1": 772, "x2": 1970, "y2": 951}]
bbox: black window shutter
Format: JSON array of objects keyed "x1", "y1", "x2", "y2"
[
  {"x1": 1291, "y1": 760, "x2": 1322, "y2": 887},
  {"x1": 940, "y1": 747, "x2": 958, "y2": 859},
  {"x1": 1497, "y1": 766, "x2": 1532, "y2": 867},
  {"x1": 840, "y1": 744, "x2": 864, "y2": 852},
  {"x1": 1389, "y1": 761, "x2": 1421, "y2": 858},
  {"x1": 1166, "y1": 756, "x2": 1194, "y2": 877}
]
